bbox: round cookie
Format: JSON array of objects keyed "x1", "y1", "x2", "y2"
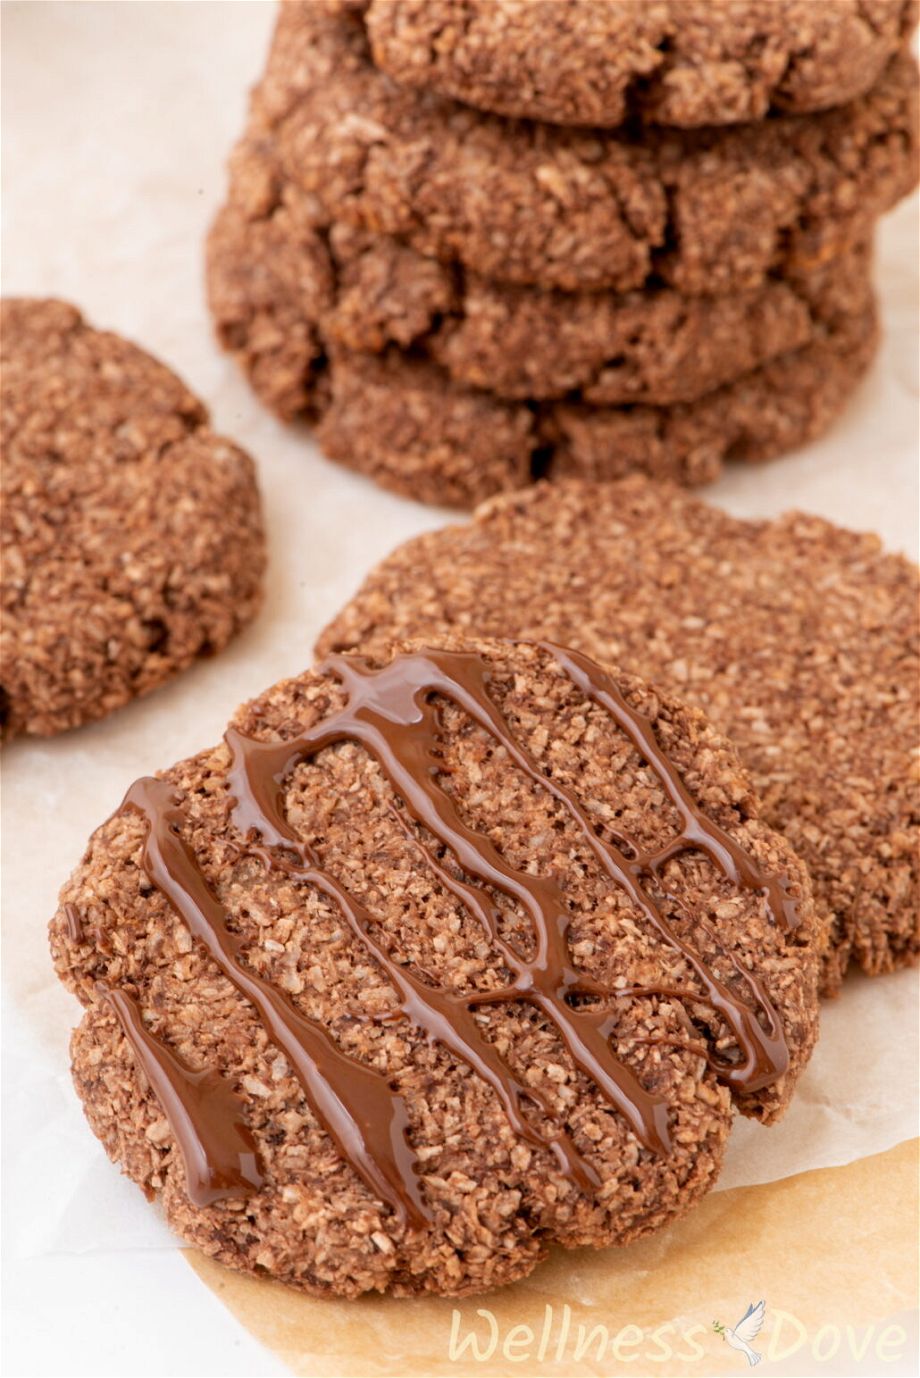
[
  {"x1": 317, "y1": 482, "x2": 920, "y2": 995},
  {"x1": 357, "y1": 0, "x2": 918, "y2": 129},
  {"x1": 252, "y1": 303, "x2": 877, "y2": 509},
  {"x1": 543, "y1": 301, "x2": 878, "y2": 491},
  {"x1": 207, "y1": 129, "x2": 876, "y2": 406},
  {"x1": 1, "y1": 299, "x2": 265, "y2": 740},
  {"x1": 50, "y1": 637, "x2": 820, "y2": 1298},
  {"x1": 252, "y1": 2, "x2": 918, "y2": 291},
  {"x1": 207, "y1": 133, "x2": 879, "y2": 509}
]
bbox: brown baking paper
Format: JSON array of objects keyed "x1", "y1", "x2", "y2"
[{"x1": 187, "y1": 1138, "x2": 919, "y2": 1377}]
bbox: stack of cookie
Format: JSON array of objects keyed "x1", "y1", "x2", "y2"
[{"x1": 208, "y1": 0, "x2": 918, "y2": 507}]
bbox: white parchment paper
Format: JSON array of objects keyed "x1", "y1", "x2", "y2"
[{"x1": 2, "y1": 4, "x2": 917, "y2": 1375}]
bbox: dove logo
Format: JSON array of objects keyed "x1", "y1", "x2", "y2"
[{"x1": 713, "y1": 1300, "x2": 766, "y2": 1366}]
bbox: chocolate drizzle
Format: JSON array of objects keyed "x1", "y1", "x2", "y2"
[
  {"x1": 119, "y1": 775, "x2": 429, "y2": 1226},
  {"x1": 99, "y1": 983, "x2": 264, "y2": 1206},
  {"x1": 101, "y1": 643, "x2": 797, "y2": 1227}
]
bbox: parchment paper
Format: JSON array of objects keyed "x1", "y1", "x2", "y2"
[
  {"x1": 2, "y1": 4, "x2": 918, "y2": 1375},
  {"x1": 187, "y1": 1140, "x2": 920, "y2": 1378}
]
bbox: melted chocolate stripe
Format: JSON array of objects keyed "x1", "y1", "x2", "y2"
[
  {"x1": 120, "y1": 778, "x2": 429, "y2": 1227},
  {"x1": 302, "y1": 649, "x2": 788, "y2": 1094},
  {"x1": 63, "y1": 903, "x2": 83, "y2": 942},
  {"x1": 501, "y1": 647, "x2": 792, "y2": 1091},
  {"x1": 546, "y1": 644, "x2": 802, "y2": 933},
  {"x1": 330, "y1": 643, "x2": 789, "y2": 1094},
  {"x1": 99, "y1": 982, "x2": 264, "y2": 1206},
  {"x1": 533, "y1": 649, "x2": 791, "y2": 1090},
  {"x1": 226, "y1": 651, "x2": 673, "y2": 1155},
  {"x1": 243, "y1": 837, "x2": 599, "y2": 1192}
]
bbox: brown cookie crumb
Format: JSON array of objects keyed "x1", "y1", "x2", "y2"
[
  {"x1": 1, "y1": 299, "x2": 265, "y2": 739},
  {"x1": 317, "y1": 481, "x2": 920, "y2": 993}
]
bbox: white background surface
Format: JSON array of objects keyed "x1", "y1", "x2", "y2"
[{"x1": 2, "y1": 4, "x2": 918, "y2": 1376}]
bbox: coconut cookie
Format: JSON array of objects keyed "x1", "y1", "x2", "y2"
[
  {"x1": 545, "y1": 300, "x2": 877, "y2": 490},
  {"x1": 51, "y1": 638, "x2": 819, "y2": 1298},
  {"x1": 207, "y1": 135, "x2": 876, "y2": 407},
  {"x1": 318, "y1": 482, "x2": 920, "y2": 993},
  {"x1": 1, "y1": 299, "x2": 265, "y2": 740},
  {"x1": 310, "y1": 303, "x2": 877, "y2": 508},
  {"x1": 356, "y1": 0, "x2": 918, "y2": 129},
  {"x1": 207, "y1": 139, "x2": 878, "y2": 508},
  {"x1": 250, "y1": 3, "x2": 917, "y2": 292}
]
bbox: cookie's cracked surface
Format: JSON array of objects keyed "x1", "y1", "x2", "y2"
[
  {"x1": 355, "y1": 0, "x2": 918, "y2": 130},
  {"x1": 251, "y1": 3, "x2": 917, "y2": 292},
  {"x1": 208, "y1": 134, "x2": 877, "y2": 407},
  {"x1": 207, "y1": 147, "x2": 879, "y2": 509}
]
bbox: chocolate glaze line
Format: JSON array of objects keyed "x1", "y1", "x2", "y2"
[
  {"x1": 63, "y1": 903, "x2": 83, "y2": 942},
  {"x1": 226, "y1": 645, "x2": 791, "y2": 1134},
  {"x1": 228, "y1": 647, "x2": 790, "y2": 1093},
  {"x1": 549, "y1": 643, "x2": 802, "y2": 933},
  {"x1": 99, "y1": 982, "x2": 264, "y2": 1206},
  {"x1": 247, "y1": 837, "x2": 599, "y2": 1194},
  {"x1": 225, "y1": 650, "x2": 676, "y2": 1157},
  {"x1": 530, "y1": 645, "x2": 791, "y2": 1093},
  {"x1": 119, "y1": 777, "x2": 429, "y2": 1227}
]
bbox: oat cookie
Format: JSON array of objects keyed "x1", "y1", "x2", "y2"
[
  {"x1": 318, "y1": 482, "x2": 920, "y2": 993},
  {"x1": 250, "y1": 3, "x2": 917, "y2": 291},
  {"x1": 1, "y1": 299, "x2": 265, "y2": 740},
  {"x1": 51, "y1": 637, "x2": 819, "y2": 1297},
  {"x1": 207, "y1": 132, "x2": 876, "y2": 406},
  {"x1": 356, "y1": 0, "x2": 917, "y2": 129}
]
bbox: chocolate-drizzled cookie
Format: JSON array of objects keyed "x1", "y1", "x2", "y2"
[
  {"x1": 354, "y1": 0, "x2": 918, "y2": 130},
  {"x1": 249, "y1": 2, "x2": 917, "y2": 292},
  {"x1": 317, "y1": 481, "x2": 920, "y2": 993},
  {"x1": 1, "y1": 299, "x2": 265, "y2": 740},
  {"x1": 51, "y1": 639, "x2": 820, "y2": 1298}
]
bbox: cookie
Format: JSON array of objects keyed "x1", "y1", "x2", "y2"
[
  {"x1": 356, "y1": 0, "x2": 918, "y2": 129},
  {"x1": 308, "y1": 303, "x2": 876, "y2": 508},
  {"x1": 207, "y1": 134, "x2": 876, "y2": 406},
  {"x1": 207, "y1": 129, "x2": 879, "y2": 510},
  {"x1": 50, "y1": 636, "x2": 820, "y2": 1298},
  {"x1": 1, "y1": 299, "x2": 265, "y2": 740},
  {"x1": 317, "y1": 481, "x2": 920, "y2": 994},
  {"x1": 250, "y1": 2, "x2": 918, "y2": 291},
  {"x1": 544, "y1": 301, "x2": 878, "y2": 489}
]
